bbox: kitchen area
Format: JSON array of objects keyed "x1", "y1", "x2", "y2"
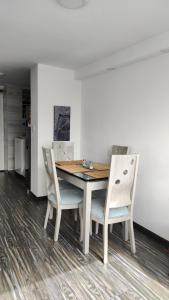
[{"x1": 0, "y1": 85, "x2": 31, "y2": 191}]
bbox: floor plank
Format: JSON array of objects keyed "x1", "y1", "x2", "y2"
[{"x1": 0, "y1": 172, "x2": 168, "y2": 300}]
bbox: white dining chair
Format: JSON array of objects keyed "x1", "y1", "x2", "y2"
[
  {"x1": 110, "y1": 145, "x2": 129, "y2": 236},
  {"x1": 112, "y1": 145, "x2": 129, "y2": 155},
  {"x1": 42, "y1": 147, "x2": 83, "y2": 242},
  {"x1": 91, "y1": 154, "x2": 139, "y2": 264},
  {"x1": 52, "y1": 141, "x2": 74, "y2": 161},
  {"x1": 95, "y1": 145, "x2": 129, "y2": 235},
  {"x1": 52, "y1": 141, "x2": 78, "y2": 221}
]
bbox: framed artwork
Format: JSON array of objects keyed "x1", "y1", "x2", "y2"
[{"x1": 54, "y1": 106, "x2": 70, "y2": 141}]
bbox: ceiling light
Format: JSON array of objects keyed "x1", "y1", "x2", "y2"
[{"x1": 56, "y1": 0, "x2": 88, "y2": 9}]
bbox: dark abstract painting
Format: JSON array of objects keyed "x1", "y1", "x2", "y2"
[{"x1": 54, "y1": 106, "x2": 70, "y2": 141}]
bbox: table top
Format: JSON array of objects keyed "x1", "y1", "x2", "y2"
[{"x1": 56, "y1": 160, "x2": 110, "y2": 182}]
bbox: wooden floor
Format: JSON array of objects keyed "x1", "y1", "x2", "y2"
[{"x1": 0, "y1": 172, "x2": 168, "y2": 300}]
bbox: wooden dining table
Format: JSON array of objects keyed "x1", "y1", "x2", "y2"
[{"x1": 56, "y1": 160, "x2": 109, "y2": 255}]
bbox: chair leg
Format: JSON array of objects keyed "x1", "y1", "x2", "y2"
[
  {"x1": 44, "y1": 201, "x2": 51, "y2": 229},
  {"x1": 79, "y1": 207, "x2": 83, "y2": 242},
  {"x1": 90, "y1": 220, "x2": 92, "y2": 235},
  {"x1": 128, "y1": 219, "x2": 136, "y2": 254},
  {"x1": 74, "y1": 209, "x2": 78, "y2": 222},
  {"x1": 103, "y1": 223, "x2": 108, "y2": 264},
  {"x1": 49, "y1": 207, "x2": 53, "y2": 220},
  {"x1": 123, "y1": 221, "x2": 129, "y2": 241},
  {"x1": 54, "y1": 209, "x2": 62, "y2": 242},
  {"x1": 95, "y1": 222, "x2": 99, "y2": 234},
  {"x1": 109, "y1": 224, "x2": 113, "y2": 233}
]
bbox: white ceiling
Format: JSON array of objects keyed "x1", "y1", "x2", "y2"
[{"x1": 1, "y1": 0, "x2": 169, "y2": 86}]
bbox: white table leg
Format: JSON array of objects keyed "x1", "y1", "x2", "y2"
[{"x1": 83, "y1": 183, "x2": 91, "y2": 255}]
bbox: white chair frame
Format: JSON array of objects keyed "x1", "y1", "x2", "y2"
[
  {"x1": 91, "y1": 154, "x2": 139, "y2": 264},
  {"x1": 110, "y1": 145, "x2": 129, "y2": 235},
  {"x1": 112, "y1": 145, "x2": 129, "y2": 155},
  {"x1": 42, "y1": 147, "x2": 83, "y2": 242},
  {"x1": 52, "y1": 142, "x2": 78, "y2": 223},
  {"x1": 95, "y1": 145, "x2": 129, "y2": 236}
]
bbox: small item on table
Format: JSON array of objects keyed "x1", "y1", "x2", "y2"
[{"x1": 82, "y1": 159, "x2": 94, "y2": 170}]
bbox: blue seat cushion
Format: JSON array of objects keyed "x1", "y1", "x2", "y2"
[
  {"x1": 91, "y1": 197, "x2": 129, "y2": 220},
  {"x1": 59, "y1": 180, "x2": 81, "y2": 192},
  {"x1": 48, "y1": 188, "x2": 83, "y2": 206}
]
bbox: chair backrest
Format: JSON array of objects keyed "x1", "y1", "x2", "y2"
[
  {"x1": 105, "y1": 154, "x2": 139, "y2": 219},
  {"x1": 52, "y1": 141, "x2": 74, "y2": 161},
  {"x1": 112, "y1": 145, "x2": 129, "y2": 155},
  {"x1": 42, "y1": 147, "x2": 61, "y2": 207}
]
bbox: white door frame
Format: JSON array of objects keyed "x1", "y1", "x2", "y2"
[{"x1": 0, "y1": 92, "x2": 4, "y2": 170}]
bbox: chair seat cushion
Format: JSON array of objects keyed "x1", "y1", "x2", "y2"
[
  {"x1": 48, "y1": 188, "x2": 83, "y2": 206},
  {"x1": 59, "y1": 180, "x2": 81, "y2": 192},
  {"x1": 91, "y1": 197, "x2": 129, "y2": 220}
]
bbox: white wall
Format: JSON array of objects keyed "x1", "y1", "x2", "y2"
[
  {"x1": 0, "y1": 93, "x2": 4, "y2": 170},
  {"x1": 31, "y1": 65, "x2": 38, "y2": 195},
  {"x1": 31, "y1": 64, "x2": 81, "y2": 197},
  {"x1": 81, "y1": 54, "x2": 169, "y2": 241}
]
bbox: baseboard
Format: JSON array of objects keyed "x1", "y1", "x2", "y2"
[
  {"x1": 134, "y1": 222, "x2": 169, "y2": 247},
  {"x1": 29, "y1": 191, "x2": 47, "y2": 201}
]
